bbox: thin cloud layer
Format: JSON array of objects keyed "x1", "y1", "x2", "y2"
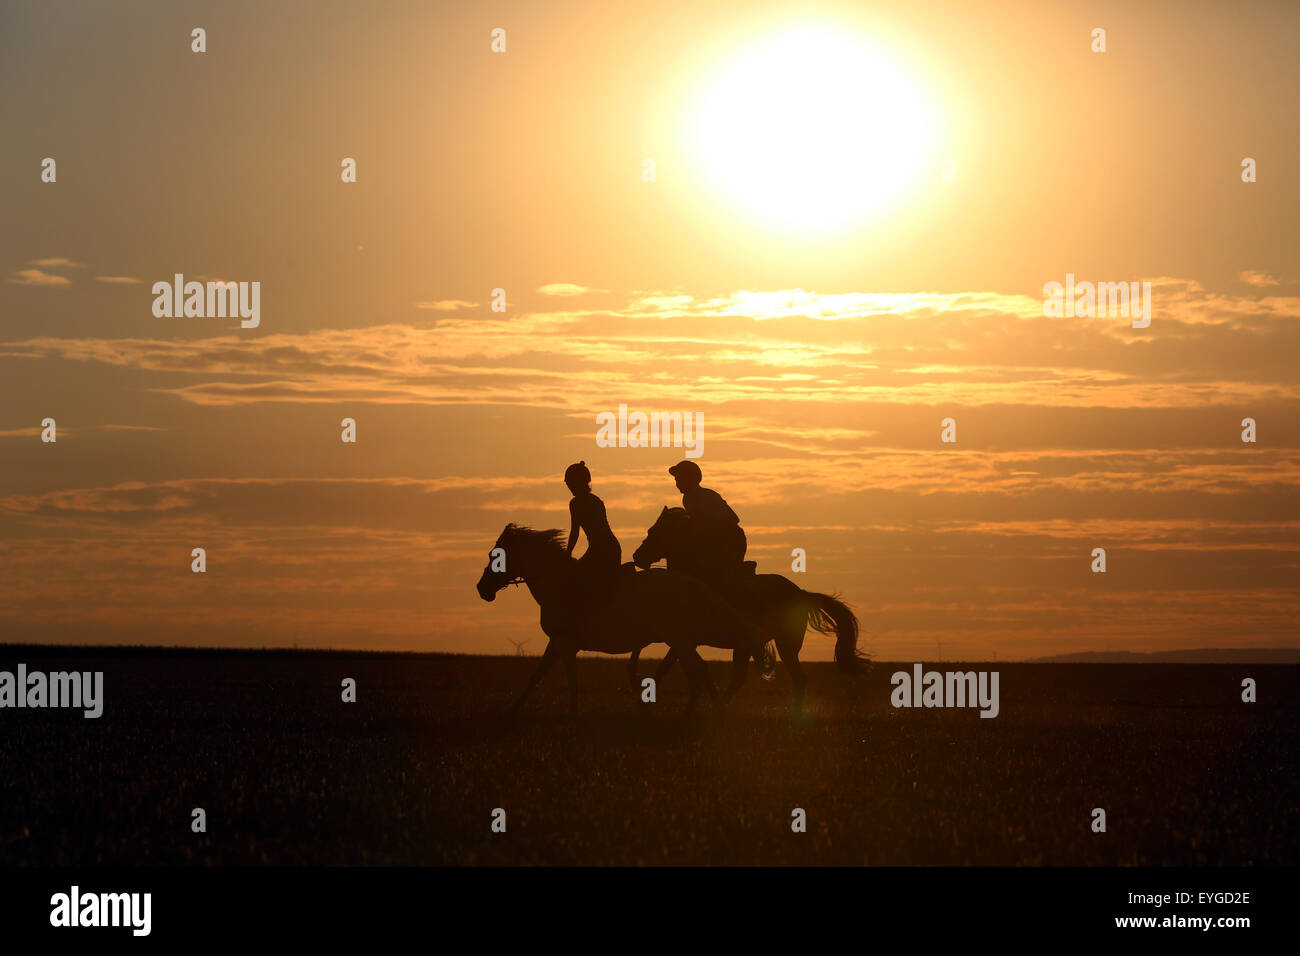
[
  {"x1": 4, "y1": 280, "x2": 1298, "y2": 416},
  {"x1": 539, "y1": 283, "x2": 608, "y2": 296},
  {"x1": 26, "y1": 257, "x2": 85, "y2": 269},
  {"x1": 1239, "y1": 270, "x2": 1281, "y2": 287},
  {"x1": 414, "y1": 299, "x2": 478, "y2": 311},
  {"x1": 8, "y1": 269, "x2": 71, "y2": 287}
]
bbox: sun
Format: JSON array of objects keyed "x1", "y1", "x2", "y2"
[{"x1": 686, "y1": 22, "x2": 943, "y2": 239}]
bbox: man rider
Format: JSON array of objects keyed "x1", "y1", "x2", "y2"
[{"x1": 667, "y1": 460, "x2": 748, "y2": 575}]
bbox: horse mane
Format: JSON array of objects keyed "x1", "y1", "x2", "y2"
[{"x1": 503, "y1": 523, "x2": 569, "y2": 559}]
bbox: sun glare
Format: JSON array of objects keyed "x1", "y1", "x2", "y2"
[{"x1": 686, "y1": 22, "x2": 943, "y2": 239}]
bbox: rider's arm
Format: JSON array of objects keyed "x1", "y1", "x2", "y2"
[{"x1": 566, "y1": 497, "x2": 580, "y2": 556}]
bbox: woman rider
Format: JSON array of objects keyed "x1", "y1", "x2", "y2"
[{"x1": 564, "y1": 461, "x2": 622, "y2": 596}]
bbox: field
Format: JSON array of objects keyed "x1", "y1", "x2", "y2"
[{"x1": 1, "y1": 647, "x2": 1295, "y2": 866}]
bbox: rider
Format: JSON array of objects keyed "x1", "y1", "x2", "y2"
[
  {"x1": 667, "y1": 460, "x2": 748, "y2": 577},
  {"x1": 564, "y1": 461, "x2": 622, "y2": 595}
]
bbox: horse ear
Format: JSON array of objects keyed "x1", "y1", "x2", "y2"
[{"x1": 659, "y1": 505, "x2": 668, "y2": 516}]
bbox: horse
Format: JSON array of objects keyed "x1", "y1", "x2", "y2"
[
  {"x1": 475, "y1": 523, "x2": 770, "y2": 715},
  {"x1": 631, "y1": 506, "x2": 866, "y2": 714}
]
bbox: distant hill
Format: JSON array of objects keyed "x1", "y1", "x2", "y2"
[{"x1": 1026, "y1": 648, "x2": 1300, "y2": 663}]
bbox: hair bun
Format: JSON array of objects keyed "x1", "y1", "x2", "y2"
[{"x1": 579, "y1": 460, "x2": 585, "y2": 465}]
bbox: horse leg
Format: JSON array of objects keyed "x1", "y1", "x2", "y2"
[
  {"x1": 563, "y1": 648, "x2": 580, "y2": 713},
  {"x1": 676, "y1": 647, "x2": 703, "y2": 716},
  {"x1": 723, "y1": 648, "x2": 748, "y2": 703},
  {"x1": 777, "y1": 641, "x2": 807, "y2": 715},
  {"x1": 626, "y1": 647, "x2": 641, "y2": 691},
  {"x1": 654, "y1": 647, "x2": 678, "y2": 683},
  {"x1": 510, "y1": 640, "x2": 558, "y2": 713},
  {"x1": 683, "y1": 647, "x2": 722, "y2": 714},
  {"x1": 704, "y1": 655, "x2": 722, "y2": 708}
]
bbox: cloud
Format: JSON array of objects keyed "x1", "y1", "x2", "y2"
[
  {"x1": 0, "y1": 423, "x2": 166, "y2": 439},
  {"x1": 538, "y1": 283, "x2": 608, "y2": 297},
  {"x1": 1239, "y1": 270, "x2": 1281, "y2": 287},
  {"x1": 3, "y1": 279, "x2": 1298, "y2": 418},
  {"x1": 26, "y1": 257, "x2": 84, "y2": 269},
  {"x1": 626, "y1": 288, "x2": 1044, "y2": 320},
  {"x1": 8, "y1": 269, "x2": 71, "y2": 287},
  {"x1": 414, "y1": 299, "x2": 478, "y2": 311},
  {"x1": 95, "y1": 275, "x2": 143, "y2": 284},
  {"x1": 5, "y1": 458, "x2": 1297, "y2": 532}
]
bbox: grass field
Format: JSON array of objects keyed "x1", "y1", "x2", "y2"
[{"x1": 1, "y1": 648, "x2": 1295, "y2": 866}]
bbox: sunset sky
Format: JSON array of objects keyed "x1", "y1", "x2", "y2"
[{"x1": 2, "y1": 0, "x2": 1297, "y2": 659}]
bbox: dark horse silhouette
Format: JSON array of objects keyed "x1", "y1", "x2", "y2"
[
  {"x1": 631, "y1": 506, "x2": 866, "y2": 713},
  {"x1": 476, "y1": 523, "x2": 771, "y2": 714}
]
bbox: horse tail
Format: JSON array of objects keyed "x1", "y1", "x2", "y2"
[{"x1": 805, "y1": 591, "x2": 867, "y2": 673}]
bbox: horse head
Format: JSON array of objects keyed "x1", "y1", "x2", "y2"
[
  {"x1": 633, "y1": 506, "x2": 691, "y2": 569},
  {"x1": 477, "y1": 524, "x2": 568, "y2": 601},
  {"x1": 476, "y1": 524, "x2": 517, "y2": 602}
]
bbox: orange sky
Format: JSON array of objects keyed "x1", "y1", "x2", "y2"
[{"x1": 1, "y1": 0, "x2": 1297, "y2": 659}]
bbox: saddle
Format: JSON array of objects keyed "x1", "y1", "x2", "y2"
[
  {"x1": 691, "y1": 559, "x2": 757, "y2": 601},
  {"x1": 567, "y1": 561, "x2": 637, "y2": 610}
]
